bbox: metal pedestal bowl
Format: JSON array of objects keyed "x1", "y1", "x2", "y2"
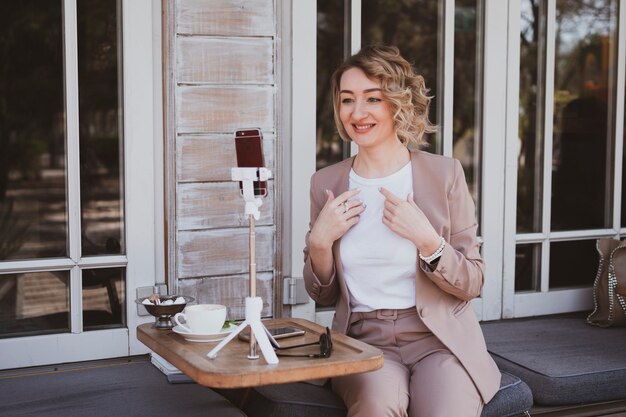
[{"x1": 135, "y1": 295, "x2": 195, "y2": 329}]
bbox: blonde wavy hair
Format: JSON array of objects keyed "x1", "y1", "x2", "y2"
[{"x1": 330, "y1": 45, "x2": 437, "y2": 147}]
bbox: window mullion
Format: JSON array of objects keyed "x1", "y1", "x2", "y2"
[
  {"x1": 540, "y1": 0, "x2": 556, "y2": 293},
  {"x1": 348, "y1": 0, "x2": 361, "y2": 157},
  {"x1": 290, "y1": 0, "x2": 317, "y2": 321},
  {"x1": 614, "y1": 1, "x2": 626, "y2": 233},
  {"x1": 549, "y1": 229, "x2": 619, "y2": 241},
  {"x1": 350, "y1": 0, "x2": 361, "y2": 54},
  {"x1": 503, "y1": 0, "x2": 522, "y2": 319},
  {"x1": 482, "y1": 0, "x2": 510, "y2": 319},
  {"x1": 0, "y1": 259, "x2": 76, "y2": 274},
  {"x1": 69, "y1": 266, "x2": 82, "y2": 333},
  {"x1": 441, "y1": 0, "x2": 454, "y2": 157},
  {"x1": 63, "y1": 0, "x2": 82, "y2": 265}
]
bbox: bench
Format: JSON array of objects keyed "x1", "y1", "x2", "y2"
[{"x1": 481, "y1": 313, "x2": 626, "y2": 408}]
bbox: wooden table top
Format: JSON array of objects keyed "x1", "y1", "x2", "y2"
[{"x1": 137, "y1": 318, "x2": 383, "y2": 388}]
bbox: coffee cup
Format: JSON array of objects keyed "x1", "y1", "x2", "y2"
[{"x1": 172, "y1": 304, "x2": 227, "y2": 334}]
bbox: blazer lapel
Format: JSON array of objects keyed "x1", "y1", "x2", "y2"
[
  {"x1": 410, "y1": 150, "x2": 424, "y2": 206},
  {"x1": 329, "y1": 156, "x2": 354, "y2": 305},
  {"x1": 328, "y1": 156, "x2": 353, "y2": 197}
]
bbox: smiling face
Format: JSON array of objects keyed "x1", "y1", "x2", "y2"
[{"x1": 338, "y1": 67, "x2": 398, "y2": 150}]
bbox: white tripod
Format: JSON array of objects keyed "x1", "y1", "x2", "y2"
[{"x1": 207, "y1": 167, "x2": 279, "y2": 364}]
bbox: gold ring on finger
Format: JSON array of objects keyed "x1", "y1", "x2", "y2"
[{"x1": 343, "y1": 202, "x2": 349, "y2": 213}]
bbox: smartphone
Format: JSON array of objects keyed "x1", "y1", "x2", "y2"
[
  {"x1": 235, "y1": 128, "x2": 267, "y2": 197},
  {"x1": 238, "y1": 326, "x2": 305, "y2": 342}
]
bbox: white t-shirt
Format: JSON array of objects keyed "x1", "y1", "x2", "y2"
[{"x1": 340, "y1": 161, "x2": 417, "y2": 312}]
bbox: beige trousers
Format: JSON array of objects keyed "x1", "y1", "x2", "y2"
[{"x1": 332, "y1": 308, "x2": 483, "y2": 417}]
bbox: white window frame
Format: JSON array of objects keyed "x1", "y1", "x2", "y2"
[
  {"x1": 288, "y1": 0, "x2": 626, "y2": 323},
  {"x1": 0, "y1": 0, "x2": 162, "y2": 369},
  {"x1": 480, "y1": 0, "x2": 509, "y2": 320},
  {"x1": 287, "y1": 0, "x2": 318, "y2": 322},
  {"x1": 288, "y1": 0, "x2": 505, "y2": 323},
  {"x1": 502, "y1": 0, "x2": 626, "y2": 318}
]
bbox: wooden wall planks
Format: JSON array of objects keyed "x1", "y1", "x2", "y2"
[
  {"x1": 178, "y1": 272, "x2": 273, "y2": 318},
  {"x1": 177, "y1": 226, "x2": 275, "y2": 279},
  {"x1": 177, "y1": 37, "x2": 274, "y2": 84},
  {"x1": 176, "y1": 133, "x2": 275, "y2": 182},
  {"x1": 177, "y1": 0, "x2": 275, "y2": 37},
  {"x1": 171, "y1": 0, "x2": 279, "y2": 319},
  {"x1": 177, "y1": 181, "x2": 274, "y2": 230},
  {"x1": 177, "y1": 85, "x2": 274, "y2": 134}
]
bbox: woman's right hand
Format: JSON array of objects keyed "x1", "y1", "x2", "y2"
[{"x1": 309, "y1": 189, "x2": 364, "y2": 250}]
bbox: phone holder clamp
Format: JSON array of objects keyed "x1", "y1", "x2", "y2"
[{"x1": 231, "y1": 167, "x2": 272, "y2": 220}]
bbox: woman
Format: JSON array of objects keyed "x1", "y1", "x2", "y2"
[{"x1": 303, "y1": 45, "x2": 500, "y2": 417}]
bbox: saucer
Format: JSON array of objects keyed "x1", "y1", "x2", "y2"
[{"x1": 172, "y1": 325, "x2": 236, "y2": 343}]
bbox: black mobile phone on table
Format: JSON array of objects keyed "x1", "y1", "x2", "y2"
[
  {"x1": 238, "y1": 326, "x2": 305, "y2": 343},
  {"x1": 235, "y1": 128, "x2": 267, "y2": 197}
]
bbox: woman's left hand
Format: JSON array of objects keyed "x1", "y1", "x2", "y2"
[{"x1": 379, "y1": 187, "x2": 441, "y2": 255}]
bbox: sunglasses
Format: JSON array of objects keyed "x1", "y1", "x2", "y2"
[{"x1": 275, "y1": 327, "x2": 333, "y2": 358}]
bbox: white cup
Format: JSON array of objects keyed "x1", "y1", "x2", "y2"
[{"x1": 172, "y1": 304, "x2": 227, "y2": 334}]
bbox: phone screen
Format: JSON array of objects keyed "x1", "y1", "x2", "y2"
[
  {"x1": 235, "y1": 128, "x2": 267, "y2": 196},
  {"x1": 269, "y1": 327, "x2": 305, "y2": 337}
]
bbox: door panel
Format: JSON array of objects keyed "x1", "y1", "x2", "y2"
[
  {"x1": 0, "y1": 1, "x2": 68, "y2": 262},
  {"x1": 506, "y1": 0, "x2": 620, "y2": 317},
  {"x1": 0, "y1": 0, "x2": 132, "y2": 368}
]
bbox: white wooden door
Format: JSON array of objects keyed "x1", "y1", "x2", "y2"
[
  {"x1": 502, "y1": 0, "x2": 625, "y2": 318},
  {"x1": 0, "y1": 0, "x2": 161, "y2": 369}
]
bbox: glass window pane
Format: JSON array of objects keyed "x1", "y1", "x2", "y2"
[
  {"x1": 316, "y1": 0, "x2": 347, "y2": 170},
  {"x1": 83, "y1": 267, "x2": 125, "y2": 330},
  {"x1": 0, "y1": 1, "x2": 68, "y2": 261},
  {"x1": 549, "y1": 240, "x2": 596, "y2": 288},
  {"x1": 515, "y1": 243, "x2": 541, "y2": 292},
  {"x1": 0, "y1": 271, "x2": 70, "y2": 338},
  {"x1": 453, "y1": 0, "x2": 482, "y2": 217},
  {"x1": 517, "y1": 0, "x2": 545, "y2": 233},
  {"x1": 551, "y1": 0, "x2": 618, "y2": 231},
  {"x1": 317, "y1": 2, "x2": 484, "y2": 218},
  {"x1": 361, "y1": 0, "x2": 441, "y2": 150},
  {"x1": 78, "y1": 0, "x2": 124, "y2": 256}
]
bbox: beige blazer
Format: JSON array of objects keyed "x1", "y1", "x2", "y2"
[{"x1": 303, "y1": 150, "x2": 501, "y2": 403}]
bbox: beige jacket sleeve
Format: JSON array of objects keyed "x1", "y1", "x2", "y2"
[
  {"x1": 302, "y1": 172, "x2": 340, "y2": 306},
  {"x1": 419, "y1": 159, "x2": 485, "y2": 301}
]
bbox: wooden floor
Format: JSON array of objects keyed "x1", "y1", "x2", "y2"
[{"x1": 0, "y1": 355, "x2": 246, "y2": 417}]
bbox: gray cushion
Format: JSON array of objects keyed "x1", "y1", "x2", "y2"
[
  {"x1": 0, "y1": 360, "x2": 245, "y2": 417},
  {"x1": 218, "y1": 371, "x2": 532, "y2": 417},
  {"x1": 482, "y1": 372, "x2": 533, "y2": 417},
  {"x1": 482, "y1": 314, "x2": 626, "y2": 405}
]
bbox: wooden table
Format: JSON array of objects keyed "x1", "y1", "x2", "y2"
[{"x1": 137, "y1": 318, "x2": 383, "y2": 388}]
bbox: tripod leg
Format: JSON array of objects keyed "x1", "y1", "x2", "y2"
[
  {"x1": 207, "y1": 320, "x2": 249, "y2": 359},
  {"x1": 244, "y1": 296, "x2": 278, "y2": 363},
  {"x1": 249, "y1": 320, "x2": 279, "y2": 364},
  {"x1": 264, "y1": 326, "x2": 280, "y2": 348},
  {"x1": 207, "y1": 298, "x2": 280, "y2": 365}
]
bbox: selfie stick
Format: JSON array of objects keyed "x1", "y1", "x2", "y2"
[{"x1": 207, "y1": 167, "x2": 279, "y2": 365}]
